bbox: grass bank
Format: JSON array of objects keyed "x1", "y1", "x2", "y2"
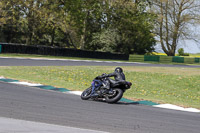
[{"x1": 0, "y1": 66, "x2": 199, "y2": 109}]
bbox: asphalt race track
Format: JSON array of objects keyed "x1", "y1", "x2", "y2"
[
  {"x1": 0, "y1": 57, "x2": 200, "y2": 68},
  {"x1": 0, "y1": 82, "x2": 200, "y2": 133},
  {"x1": 0, "y1": 57, "x2": 200, "y2": 133}
]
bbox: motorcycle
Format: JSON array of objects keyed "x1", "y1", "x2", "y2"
[{"x1": 81, "y1": 74, "x2": 132, "y2": 103}]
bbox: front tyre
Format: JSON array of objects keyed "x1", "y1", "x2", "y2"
[
  {"x1": 81, "y1": 87, "x2": 92, "y2": 100},
  {"x1": 105, "y1": 88, "x2": 123, "y2": 103}
]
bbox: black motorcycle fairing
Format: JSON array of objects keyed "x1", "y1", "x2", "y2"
[{"x1": 107, "y1": 78, "x2": 126, "y2": 88}]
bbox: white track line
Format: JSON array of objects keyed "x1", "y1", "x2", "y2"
[
  {"x1": 67, "y1": 91, "x2": 82, "y2": 96},
  {"x1": 10, "y1": 81, "x2": 42, "y2": 86},
  {"x1": 153, "y1": 104, "x2": 200, "y2": 113}
]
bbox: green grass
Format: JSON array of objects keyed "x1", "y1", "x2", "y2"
[
  {"x1": 0, "y1": 66, "x2": 199, "y2": 109},
  {"x1": 190, "y1": 53, "x2": 200, "y2": 57}
]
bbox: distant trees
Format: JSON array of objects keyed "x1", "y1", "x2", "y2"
[
  {"x1": 105, "y1": 0, "x2": 156, "y2": 54},
  {"x1": 151, "y1": 0, "x2": 200, "y2": 56},
  {"x1": 0, "y1": 0, "x2": 156, "y2": 54}
]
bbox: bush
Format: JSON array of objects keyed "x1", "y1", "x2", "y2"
[
  {"x1": 178, "y1": 48, "x2": 184, "y2": 56},
  {"x1": 88, "y1": 29, "x2": 120, "y2": 53},
  {"x1": 183, "y1": 53, "x2": 190, "y2": 56},
  {"x1": 178, "y1": 48, "x2": 189, "y2": 56}
]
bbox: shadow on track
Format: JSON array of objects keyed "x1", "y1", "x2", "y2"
[
  {"x1": 116, "y1": 102, "x2": 139, "y2": 105},
  {"x1": 83, "y1": 98, "x2": 139, "y2": 105}
]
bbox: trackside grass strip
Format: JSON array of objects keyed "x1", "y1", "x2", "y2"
[{"x1": 0, "y1": 66, "x2": 199, "y2": 109}]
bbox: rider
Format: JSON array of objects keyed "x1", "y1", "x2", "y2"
[{"x1": 97, "y1": 67, "x2": 126, "y2": 90}]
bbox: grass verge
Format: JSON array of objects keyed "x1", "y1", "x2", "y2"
[{"x1": 0, "y1": 66, "x2": 199, "y2": 109}]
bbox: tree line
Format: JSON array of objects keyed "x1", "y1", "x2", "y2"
[{"x1": 0, "y1": 0, "x2": 199, "y2": 55}]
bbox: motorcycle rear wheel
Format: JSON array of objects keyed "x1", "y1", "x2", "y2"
[
  {"x1": 105, "y1": 88, "x2": 123, "y2": 103},
  {"x1": 81, "y1": 87, "x2": 92, "y2": 100}
]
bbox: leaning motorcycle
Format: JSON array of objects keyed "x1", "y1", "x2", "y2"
[{"x1": 81, "y1": 74, "x2": 132, "y2": 103}]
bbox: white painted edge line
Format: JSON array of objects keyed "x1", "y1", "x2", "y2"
[
  {"x1": 0, "y1": 76, "x2": 5, "y2": 79},
  {"x1": 0, "y1": 78, "x2": 43, "y2": 87},
  {"x1": 67, "y1": 91, "x2": 82, "y2": 96},
  {"x1": 10, "y1": 81, "x2": 42, "y2": 86},
  {"x1": 153, "y1": 104, "x2": 200, "y2": 113},
  {"x1": 0, "y1": 57, "x2": 28, "y2": 60}
]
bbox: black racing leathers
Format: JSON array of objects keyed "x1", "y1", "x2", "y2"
[
  {"x1": 106, "y1": 71, "x2": 126, "y2": 81},
  {"x1": 100, "y1": 71, "x2": 126, "y2": 88}
]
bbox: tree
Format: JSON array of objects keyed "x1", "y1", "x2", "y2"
[
  {"x1": 0, "y1": 0, "x2": 157, "y2": 54},
  {"x1": 0, "y1": 0, "x2": 25, "y2": 43},
  {"x1": 88, "y1": 28, "x2": 120, "y2": 52},
  {"x1": 41, "y1": 0, "x2": 64, "y2": 46},
  {"x1": 18, "y1": 0, "x2": 49, "y2": 45},
  {"x1": 152, "y1": 0, "x2": 200, "y2": 56},
  {"x1": 63, "y1": 0, "x2": 106, "y2": 49},
  {"x1": 107, "y1": 0, "x2": 156, "y2": 54},
  {"x1": 178, "y1": 48, "x2": 184, "y2": 56}
]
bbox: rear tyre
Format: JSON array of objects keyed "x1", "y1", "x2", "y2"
[
  {"x1": 81, "y1": 87, "x2": 92, "y2": 100},
  {"x1": 105, "y1": 88, "x2": 123, "y2": 103}
]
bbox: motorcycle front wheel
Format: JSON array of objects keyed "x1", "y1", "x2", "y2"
[
  {"x1": 105, "y1": 88, "x2": 123, "y2": 103},
  {"x1": 81, "y1": 87, "x2": 92, "y2": 100}
]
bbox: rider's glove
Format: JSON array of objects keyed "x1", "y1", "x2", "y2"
[
  {"x1": 96, "y1": 76, "x2": 101, "y2": 79},
  {"x1": 102, "y1": 73, "x2": 108, "y2": 77}
]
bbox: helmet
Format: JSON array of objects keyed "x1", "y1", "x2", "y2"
[{"x1": 115, "y1": 67, "x2": 123, "y2": 73}]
